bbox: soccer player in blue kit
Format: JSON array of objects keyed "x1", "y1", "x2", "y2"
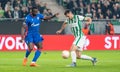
[{"x1": 20, "y1": 6, "x2": 58, "y2": 67}]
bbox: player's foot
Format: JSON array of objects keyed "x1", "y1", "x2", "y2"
[
  {"x1": 30, "y1": 62, "x2": 39, "y2": 67},
  {"x1": 66, "y1": 62, "x2": 76, "y2": 67},
  {"x1": 22, "y1": 58, "x2": 27, "y2": 66},
  {"x1": 91, "y1": 58, "x2": 97, "y2": 66}
]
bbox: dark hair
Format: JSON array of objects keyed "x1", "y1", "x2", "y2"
[
  {"x1": 32, "y1": 6, "x2": 38, "y2": 12},
  {"x1": 64, "y1": 9, "x2": 72, "y2": 15}
]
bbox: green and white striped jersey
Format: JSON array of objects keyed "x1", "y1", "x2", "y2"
[{"x1": 65, "y1": 15, "x2": 85, "y2": 37}]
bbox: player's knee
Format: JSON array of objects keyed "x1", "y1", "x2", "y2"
[
  {"x1": 28, "y1": 48, "x2": 33, "y2": 51},
  {"x1": 70, "y1": 45, "x2": 77, "y2": 51},
  {"x1": 76, "y1": 54, "x2": 81, "y2": 59},
  {"x1": 37, "y1": 45, "x2": 43, "y2": 49},
  {"x1": 36, "y1": 42, "x2": 43, "y2": 49},
  {"x1": 37, "y1": 47, "x2": 43, "y2": 50},
  {"x1": 77, "y1": 56, "x2": 81, "y2": 59}
]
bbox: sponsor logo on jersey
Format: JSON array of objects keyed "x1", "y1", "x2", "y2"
[{"x1": 31, "y1": 23, "x2": 39, "y2": 27}]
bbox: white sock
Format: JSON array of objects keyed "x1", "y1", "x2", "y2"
[
  {"x1": 31, "y1": 62, "x2": 35, "y2": 63},
  {"x1": 71, "y1": 51, "x2": 76, "y2": 63},
  {"x1": 81, "y1": 55, "x2": 93, "y2": 61}
]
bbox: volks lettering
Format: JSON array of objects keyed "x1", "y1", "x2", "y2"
[{"x1": 31, "y1": 23, "x2": 39, "y2": 27}]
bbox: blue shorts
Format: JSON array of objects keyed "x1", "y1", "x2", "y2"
[{"x1": 25, "y1": 32, "x2": 43, "y2": 44}]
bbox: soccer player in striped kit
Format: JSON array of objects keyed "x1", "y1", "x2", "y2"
[{"x1": 56, "y1": 10, "x2": 97, "y2": 67}]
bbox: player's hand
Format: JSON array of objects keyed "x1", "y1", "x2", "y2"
[{"x1": 56, "y1": 30, "x2": 62, "y2": 34}]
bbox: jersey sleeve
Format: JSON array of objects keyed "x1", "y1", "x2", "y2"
[
  {"x1": 77, "y1": 15, "x2": 85, "y2": 21},
  {"x1": 64, "y1": 19, "x2": 68, "y2": 24},
  {"x1": 23, "y1": 16, "x2": 29, "y2": 26},
  {"x1": 38, "y1": 14, "x2": 44, "y2": 19}
]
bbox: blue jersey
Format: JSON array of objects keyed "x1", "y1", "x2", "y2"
[
  {"x1": 24, "y1": 14, "x2": 44, "y2": 44},
  {"x1": 25, "y1": 13, "x2": 44, "y2": 33}
]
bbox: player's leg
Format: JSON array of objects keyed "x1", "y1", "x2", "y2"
[
  {"x1": 25, "y1": 43, "x2": 33, "y2": 58},
  {"x1": 30, "y1": 33, "x2": 43, "y2": 66},
  {"x1": 76, "y1": 50, "x2": 97, "y2": 66},
  {"x1": 24, "y1": 34, "x2": 33, "y2": 58},
  {"x1": 67, "y1": 44, "x2": 77, "y2": 67},
  {"x1": 76, "y1": 36, "x2": 97, "y2": 65},
  {"x1": 23, "y1": 43, "x2": 33, "y2": 66},
  {"x1": 23, "y1": 35, "x2": 33, "y2": 66},
  {"x1": 76, "y1": 50, "x2": 93, "y2": 60},
  {"x1": 67, "y1": 37, "x2": 80, "y2": 67},
  {"x1": 70, "y1": 44, "x2": 78, "y2": 67},
  {"x1": 76, "y1": 36, "x2": 93, "y2": 60},
  {"x1": 30, "y1": 42, "x2": 42, "y2": 67}
]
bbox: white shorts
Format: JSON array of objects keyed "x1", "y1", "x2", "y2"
[{"x1": 73, "y1": 36, "x2": 86, "y2": 51}]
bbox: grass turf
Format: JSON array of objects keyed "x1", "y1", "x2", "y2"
[{"x1": 0, "y1": 50, "x2": 120, "y2": 72}]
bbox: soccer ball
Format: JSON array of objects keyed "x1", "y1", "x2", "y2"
[{"x1": 62, "y1": 50, "x2": 70, "y2": 59}]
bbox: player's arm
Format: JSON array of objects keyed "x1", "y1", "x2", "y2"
[
  {"x1": 84, "y1": 17, "x2": 92, "y2": 25},
  {"x1": 78, "y1": 15, "x2": 92, "y2": 25},
  {"x1": 20, "y1": 23, "x2": 27, "y2": 42},
  {"x1": 56, "y1": 22, "x2": 67, "y2": 34},
  {"x1": 43, "y1": 13, "x2": 59, "y2": 20}
]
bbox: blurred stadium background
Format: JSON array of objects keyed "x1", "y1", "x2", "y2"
[
  {"x1": 0, "y1": 0, "x2": 120, "y2": 35},
  {"x1": 0, "y1": 0, "x2": 119, "y2": 51},
  {"x1": 0, "y1": 0, "x2": 120, "y2": 72}
]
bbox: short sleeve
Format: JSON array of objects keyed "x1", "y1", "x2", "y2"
[
  {"x1": 64, "y1": 19, "x2": 68, "y2": 24},
  {"x1": 38, "y1": 14, "x2": 44, "y2": 19},
  {"x1": 64, "y1": 19, "x2": 68, "y2": 23},
  {"x1": 77, "y1": 15, "x2": 85, "y2": 20},
  {"x1": 23, "y1": 16, "x2": 29, "y2": 26}
]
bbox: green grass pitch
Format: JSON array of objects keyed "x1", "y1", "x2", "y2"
[{"x1": 0, "y1": 50, "x2": 120, "y2": 72}]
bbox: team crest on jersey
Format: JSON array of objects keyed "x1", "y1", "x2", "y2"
[{"x1": 37, "y1": 17, "x2": 39, "y2": 20}]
